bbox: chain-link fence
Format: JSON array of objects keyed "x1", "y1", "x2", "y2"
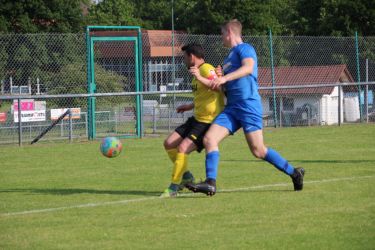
[
  {"x1": 1, "y1": 32, "x2": 374, "y2": 145},
  {"x1": 1, "y1": 82, "x2": 374, "y2": 145}
]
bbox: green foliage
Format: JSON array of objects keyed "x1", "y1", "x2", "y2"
[
  {"x1": 291, "y1": 0, "x2": 375, "y2": 36},
  {"x1": 85, "y1": 0, "x2": 141, "y2": 26},
  {"x1": 0, "y1": 33, "x2": 85, "y2": 87},
  {"x1": 0, "y1": 32, "x2": 126, "y2": 106},
  {"x1": 128, "y1": 0, "x2": 172, "y2": 29},
  {"x1": 0, "y1": 43, "x2": 9, "y2": 77},
  {"x1": 1, "y1": 0, "x2": 374, "y2": 36},
  {"x1": 0, "y1": 0, "x2": 374, "y2": 100},
  {"x1": 45, "y1": 62, "x2": 126, "y2": 108},
  {"x1": 0, "y1": 0, "x2": 87, "y2": 33},
  {"x1": 130, "y1": 0, "x2": 297, "y2": 35}
]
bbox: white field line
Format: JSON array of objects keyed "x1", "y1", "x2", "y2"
[{"x1": 1, "y1": 175, "x2": 374, "y2": 217}]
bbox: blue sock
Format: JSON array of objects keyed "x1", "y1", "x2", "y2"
[
  {"x1": 206, "y1": 151, "x2": 220, "y2": 180},
  {"x1": 264, "y1": 148, "x2": 295, "y2": 175}
]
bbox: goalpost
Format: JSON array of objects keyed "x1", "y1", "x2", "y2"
[{"x1": 86, "y1": 26, "x2": 143, "y2": 140}]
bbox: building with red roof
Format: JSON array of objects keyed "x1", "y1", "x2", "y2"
[{"x1": 258, "y1": 64, "x2": 358, "y2": 125}]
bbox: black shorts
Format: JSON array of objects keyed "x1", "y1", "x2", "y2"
[{"x1": 175, "y1": 116, "x2": 211, "y2": 153}]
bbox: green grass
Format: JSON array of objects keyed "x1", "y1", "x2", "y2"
[{"x1": 0, "y1": 124, "x2": 374, "y2": 249}]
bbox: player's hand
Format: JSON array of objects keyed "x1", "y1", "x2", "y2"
[
  {"x1": 215, "y1": 65, "x2": 223, "y2": 77},
  {"x1": 176, "y1": 104, "x2": 190, "y2": 113},
  {"x1": 210, "y1": 76, "x2": 227, "y2": 90},
  {"x1": 188, "y1": 66, "x2": 200, "y2": 78}
]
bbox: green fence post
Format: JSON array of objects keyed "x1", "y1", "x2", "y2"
[
  {"x1": 269, "y1": 29, "x2": 277, "y2": 128},
  {"x1": 355, "y1": 31, "x2": 362, "y2": 122},
  {"x1": 89, "y1": 38, "x2": 96, "y2": 139},
  {"x1": 137, "y1": 27, "x2": 143, "y2": 138},
  {"x1": 86, "y1": 26, "x2": 96, "y2": 140}
]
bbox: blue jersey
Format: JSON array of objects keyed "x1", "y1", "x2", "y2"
[{"x1": 222, "y1": 43, "x2": 260, "y2": 104}]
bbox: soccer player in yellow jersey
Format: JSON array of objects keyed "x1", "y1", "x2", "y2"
[{"x1": 161, "y1": 43, "x2": 225, "y2": 197}]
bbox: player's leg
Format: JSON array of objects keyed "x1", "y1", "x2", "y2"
[
  {"x1": 161, "y1": 137, "x2": 196, "y2": 198},
  {"x1": 186, "y1": 111, "x2": 238, "y2": 196},
  {"x1": 164, "y1": 131, "x2": 183, "y2": 163},
  {"x1": 203, "y1": 124, "x2": 230, "y2": 182},
  {"x1": 171, "y1": 138, "x2": 197, "y2": 187},
  {"x1": 172, "y1": 118, "x2": 213, "y2": 190},
  {"x1": 244, "y1": 130, "x2": 305, "y2": 191},
  {"x1": 186, "y1": 124, "x2": 229, "y2": 196},
  {"x1": 162, "y1": 117, "x2": 205, "y2": 197},
  {"x1": 164, "y1": 117, "x2": 194, "y2": 162}
]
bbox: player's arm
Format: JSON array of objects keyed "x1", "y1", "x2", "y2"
[
  {"x1": 211, "y1": 58, "x2": 254, "y2": 89},
  {"x1": 189, "y1": 66, "x2": 217, "y2": 88},
  {"x1": 194, "y1": 73, "x2": 212, "y2": 87},
  {"x1": 176, "y1": 103, "x2": 194, "y2": 113},
  {"x1": 224, "y1": 58, "x2": 254, "y2": 81}
]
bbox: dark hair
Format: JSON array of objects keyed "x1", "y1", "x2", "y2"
[{"x1": 181, "y1": 43, "x2": 205, "y2": 59}]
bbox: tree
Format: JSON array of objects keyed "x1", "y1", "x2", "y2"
[
  {"x1": 84, "y1": 0, "x2": 141, "y2": 26},
  {"x1": 0, "y1": 33, "x2": 86, "y2": 90},
  {"x1": 291, "y1": 0, "x2": 375, "y2": 36},
  {"x1": 137, "y1": 0, "x2": 295, "y2": 35},
  {"x1": 46, "y1": 62, "x2": 126, "y2": 108},
  {"x1": 130, "y1": 0, "x2": 172, "y2": 29},
  {"x1": 0, "y1": 0, "x2": 87, "y2": 33}
]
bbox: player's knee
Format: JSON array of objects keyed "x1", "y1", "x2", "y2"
[
  {"x1": 203, "y1": 135, "x2": 216, "y2": 148},
  {"x1": 163, "y1": 139, "x2": 172, "y2": 149},
  {"x1": 177, "y1": 143, "x2": 188, "y2": 153},
  {"x1": 203, "y1": 135, "x2": 210, "y2": 148},
  {"x1": 251, "y1": 147, "x2": 267, "y2": 159}
]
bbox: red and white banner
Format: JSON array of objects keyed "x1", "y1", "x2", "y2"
[
  {"x1": 12, "y1": 99, "x2": 46, "y2": 122},
  {"x1": 14, "y1": 110, "x2": 46, "y2": 123}
]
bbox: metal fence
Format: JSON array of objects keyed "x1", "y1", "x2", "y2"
[
  {"x1": 0, "y1": 32, "x2": 374, "y2": 145},
  {"x1": 0, "y1": 82, "x2": 374, "y2": 145}
]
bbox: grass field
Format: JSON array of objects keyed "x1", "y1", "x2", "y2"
[{"x1": 0, "y1": 124, "x2": 374, "y2": 249}]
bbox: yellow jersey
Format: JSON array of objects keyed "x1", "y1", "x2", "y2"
[{"x1": 192, "y1": 63, "x2": 225, "y2": 123}]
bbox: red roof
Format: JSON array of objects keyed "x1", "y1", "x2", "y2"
[
  {"x1": 143, "y1": 30, "x2": 185, "y2": 57},
  {"x1": 258, "y1": 65, "x2": 355, "y2": 95},
  {"x1": 90, "y1": 30, "x2": 185, "y2": 58}
]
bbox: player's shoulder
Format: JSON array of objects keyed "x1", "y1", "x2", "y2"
[
  {"x1": 237, "y1": 43, "x2": 256, "y2": 58},
  {"x1": 199, "y1": 63, "x2": 216, "y2": 78},
  {"x1": 237, "y1": 43, "x2": 255, "y2": 52},
  {"x1": 199, "y1": 63, "x2": 215, "y2": 72}
]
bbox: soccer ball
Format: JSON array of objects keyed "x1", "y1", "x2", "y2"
[{"x1": 100, "y1": 137, "x2": 122, "y2": 158}]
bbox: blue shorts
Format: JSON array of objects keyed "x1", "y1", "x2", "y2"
[{"x1": 213, "y1": 99, "x2": 263, "y2": 134}]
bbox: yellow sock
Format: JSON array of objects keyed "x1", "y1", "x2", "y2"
[
  {"x1": 166, "y1": 148, "x2": 178, "y2": 163},
  {"x1": 171, "y1": 153, "x2": 188, "y2": 185}
]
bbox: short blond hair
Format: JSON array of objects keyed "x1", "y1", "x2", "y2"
[{"x1": 222, "y1": 19, "x2": 242, "y2": 36}]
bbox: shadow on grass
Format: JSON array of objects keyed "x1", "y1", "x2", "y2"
[
  {"x1": 221, "y1": 159, "x2": 375, "y2": 164},
  {"x1": 0, "y1": 188, "x2": 293, "y2": 198},
  {"x1": 0, "y1": 188, "x2": 161, "y2": 196},
  {"x1": 221, "y1": 159, "x2": 260, "y2": 163},
  {"x1": 219, "y1": 189, "x2": 293, "y2": 194},
  {"x1": 175, "y1": 188, "x2": 293, "y2": 199},
  {"x1": 291, "y1": 159, "x2": 375, "y2": 164}
]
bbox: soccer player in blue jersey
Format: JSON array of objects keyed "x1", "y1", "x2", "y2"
[{"x1": 186, "y1": 19, "x2": 305, "y2": 196}]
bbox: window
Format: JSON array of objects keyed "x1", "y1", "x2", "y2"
[
  {"x1": 269, "y1": 97, "x2": 280, "y2": 112},
  {"x1": 282, "y1": 97, "x2": 294, "y2": 111}
]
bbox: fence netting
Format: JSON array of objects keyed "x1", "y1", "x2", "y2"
[{"x1": 0, "y1": 33, "x2": 374, "y2": 144}]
